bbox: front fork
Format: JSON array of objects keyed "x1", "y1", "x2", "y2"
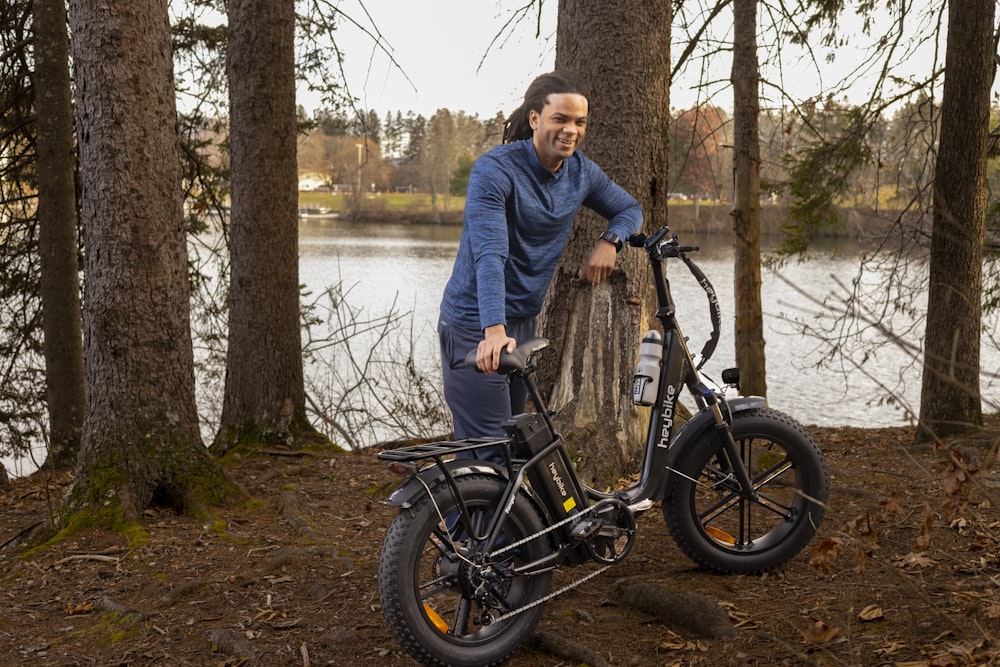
[{"x1": 704, "y1": 390, "x2": 758, "y2": 499}]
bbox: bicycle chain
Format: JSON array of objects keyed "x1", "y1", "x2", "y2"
[
  {"x1": 417, "y1": 474, "x2": 620, "y2": 623},
  {"x1": 488, "y1": 500, "x2": 625, "y2": 621},
  {"x1": 492, "y1": 563, "x2": 612, "y2": 623},
  {"x1": 489, "y1": 500, "x2": 600, "y2": 558}
]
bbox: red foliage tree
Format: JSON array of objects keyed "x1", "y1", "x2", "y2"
[{"x1": 669, "y1": 105, "x2": 727, "y2": 197}]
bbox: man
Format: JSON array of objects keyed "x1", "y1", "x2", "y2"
[{"x1": 438, "y1": 71, "x2": 643, "y2": 442}]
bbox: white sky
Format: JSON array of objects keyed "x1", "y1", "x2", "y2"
[
  {"x1": 304, "y1": 1, "x2": 994, "y2": 120},
  {"x1": 312, "y1": 1, "x2": 558, "y2": 119}
]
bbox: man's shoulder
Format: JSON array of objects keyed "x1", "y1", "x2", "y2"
[
  {"x1": 478, "y1": 140, "x2": 528, "y2": 163},
  {"x1": 472, "y1": 141, "x2": 532, "y2": 181},
  {"x1": 568, "y1": 148, "x2": 596, "y2": 169}
]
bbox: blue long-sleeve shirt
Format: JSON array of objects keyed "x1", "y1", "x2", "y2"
[{"x1": 440, "y1": 139, "x2": 643, "y2": 331}]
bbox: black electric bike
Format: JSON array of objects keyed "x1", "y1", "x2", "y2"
[{"x1": 376, "y1": 227, "x2": 829, "y2": 667}]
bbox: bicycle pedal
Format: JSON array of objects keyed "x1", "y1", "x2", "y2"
[{"x1": 570, "y1": 518, "x2": 602, "y2": 540}]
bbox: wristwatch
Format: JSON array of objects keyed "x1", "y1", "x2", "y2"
[{"x1": 599, "y1": 230, "x2": 623, "y2": 252}]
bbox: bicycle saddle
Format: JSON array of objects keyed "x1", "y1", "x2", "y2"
[{"x1": 464, "y1": 337, "x2": 550, "y2": 374}]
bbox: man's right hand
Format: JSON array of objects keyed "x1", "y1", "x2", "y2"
[{"x1": 477, "y1": 324, "x2": 516, "y2": 374}]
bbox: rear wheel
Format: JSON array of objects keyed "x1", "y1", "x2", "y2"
[
  {"x1": 663, "y1": 408, "x2": 828, "y2": 573},
  {"x1": 378, "y1": 475, "x2": 553, "y2": 666}
]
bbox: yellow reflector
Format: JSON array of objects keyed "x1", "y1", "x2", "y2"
[
  {"x1": 705, "y1": 525, "x2": 737, "y2": 545},
  {"x1": 423, "y1": 604, "x2": 448, "y2": 633},
  {"x1": 563, "y1": 496, "x2": 577, "y2": 513}
]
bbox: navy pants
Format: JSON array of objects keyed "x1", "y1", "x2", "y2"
[{"x1": 438, "y1": 317, "x2": 535, "y2": 441}]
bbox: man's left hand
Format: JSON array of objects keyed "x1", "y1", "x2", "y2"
[{"x1": 579, "y1": 240, "x2": 618, "y2": 285}]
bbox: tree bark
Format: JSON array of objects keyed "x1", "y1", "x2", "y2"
[
  {"x1": 731, "y1": 0, "x2": 767, "y2": 397},
  {"x1": 67, "y1": 0, "x2": 236, "y2": 518},
  {"x1": 216, "y1": 0, "x2": 311, "y2": 452},
  {"x1": 541, "y1": 0, "x2": 670, "y2": 488},
  {"x1": 33, "y1": 0, "x2": 86, "y2": 468},
  {"x1": 917, "y1": 0, "x2": 994, "y2": 440}
]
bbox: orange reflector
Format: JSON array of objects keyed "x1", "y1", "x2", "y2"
[
  {"x1": 423, "y1": 604, "x2": 448, "y2": 633},
  {"x1": 705, "y1": 525, "x2": 737, "y2": 545}
]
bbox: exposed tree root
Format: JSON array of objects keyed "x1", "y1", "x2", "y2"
[
  {"x1": 616, "y1": 578, "x2": 739, "y2": 640},
  {"x1": 276, "y1": 486, "x2": 320, "y2": 541},
  {"x1": 207, "y1": 627, "x2": 258, "y2": 662},
  {"x1": 530, "y1": 629, "x2": 612, "y2": 667},
  {"x1": 95, "y1": 597, "x2": 148, "y2": 624}
]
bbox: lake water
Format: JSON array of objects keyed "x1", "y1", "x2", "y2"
[
  {"x1": 6, "y1": 220, "x2": 997, "y2": 477},
  {"x1": 299, "y1": 220, "x2": 1000, "y2": 430}
]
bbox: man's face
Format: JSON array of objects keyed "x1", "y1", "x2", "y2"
[{"x1": 529, "y1": 93, "x2": 588, "y2": 172}]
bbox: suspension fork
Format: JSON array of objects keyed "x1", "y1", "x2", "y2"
[{"x1": 703, "y1": 390, "x2": 758, "y2": 499}]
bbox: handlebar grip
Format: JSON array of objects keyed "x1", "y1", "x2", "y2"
[{"x1": 464, "y1": 337, "x2": 550, "y2": 374}]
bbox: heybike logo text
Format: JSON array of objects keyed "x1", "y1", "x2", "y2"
[
  {"x1": 548, "y1": 461, "x2": 568, "y2": 497},
  {"x1": 656, "y1": 384, "x2": 677, "y2": 448}
]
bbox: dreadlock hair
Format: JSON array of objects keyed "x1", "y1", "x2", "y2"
[{"x1": 501, "y1": 71, "x2": 588, "y2": 144}]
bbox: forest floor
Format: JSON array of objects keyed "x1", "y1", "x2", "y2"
[{"x1": 3, "y1": 419, "x2": 1000, "y2": 667}]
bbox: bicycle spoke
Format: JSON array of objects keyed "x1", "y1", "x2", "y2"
[
  {"x1": 450, "y1": 595, "x2": 473, "y2": 637},
  {"x1": 694, "y1": 441, "x2": 802, "y2": 546},
  {"x1": 418, "y1": 575, "x2": 454, "y2": 601},
  {"x1": 751, "y1": 456, "x2": 793, "y2": 490},
  {"x1": 753, "y1": 489, "x2": 795, "y2": 517}
]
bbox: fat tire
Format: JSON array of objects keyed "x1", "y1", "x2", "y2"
[
  {"x1": 378, "y1": 474, "x2": 553, "y2": 666},
  {"x1": 663, "y1": 407, "x2": 828, "y2": 573}
]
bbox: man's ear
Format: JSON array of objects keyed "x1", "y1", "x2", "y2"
[{"x1": 529, "y1": 109, "x2": 539, "y2": 130}]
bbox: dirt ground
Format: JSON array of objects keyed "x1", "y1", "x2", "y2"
[{"x1": 3, "y1": 420, "x2": 1000, "y2": 667}]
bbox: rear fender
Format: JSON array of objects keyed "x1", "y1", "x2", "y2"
[{"x1": 382, "y1": 459, "x2": 508, "y2": 509}]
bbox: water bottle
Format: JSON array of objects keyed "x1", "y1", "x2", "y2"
[{"x1": 632, "y1": 330, "x2": 662, "y2": 406}]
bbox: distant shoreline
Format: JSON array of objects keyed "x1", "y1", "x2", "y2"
[{"x1": 300, "y1": 192, "x2": 914, "y2": 239}]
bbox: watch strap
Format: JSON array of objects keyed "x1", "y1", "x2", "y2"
[{"x1": 599, "y1": 230, "x2": 623, "y2": 252}]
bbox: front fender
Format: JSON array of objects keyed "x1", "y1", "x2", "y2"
[
  {"x1": 382, "y1": 459, "x2": 509, "y2": 509},
  {"x1": 656, "y1": 395, "x2": 767, "y2": 499}
]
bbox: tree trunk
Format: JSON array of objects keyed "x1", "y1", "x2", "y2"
[
  {"x1": 216, "y1": 0, "x2": 312, "y2": 452},
  {"x1": 67, "y1": 0, "x2": 237, "y2": 519},
  {"x1": 33, "y1": 0, "x2": 85, "y2": 468},
  {"x1": 731, "y1": 0, "x2": 767, "y2": 397},
  {"x1": 917, "y1": 0, "x2": 993, "y2": 440},
  {"x1": 541, "y1": 0, "x2": 670, "y2": 489}
]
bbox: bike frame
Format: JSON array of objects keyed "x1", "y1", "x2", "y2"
[
  {"x1": 379, "y1": 226, "x2": 765, "y2": 563},
  {"x1": 612, "y1": 228, "x2": 765, "y2": 505}
]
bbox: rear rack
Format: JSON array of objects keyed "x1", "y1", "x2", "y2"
[{"x1": 377, "y1": 437, "x2": 510, "y2": 463}]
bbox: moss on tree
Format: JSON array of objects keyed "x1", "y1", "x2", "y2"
[{"x1": 211, "y1": 409, "x2": 342, "y2": 457}]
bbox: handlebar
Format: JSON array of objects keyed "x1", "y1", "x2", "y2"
[
  {"x1": 462, "y1": 226, "x2": 722, "y2": 375},
  {"x1": 627, "y1": 227, "x2": 699, "y2": 257}
]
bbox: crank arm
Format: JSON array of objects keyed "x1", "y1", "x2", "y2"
[{"x1": 505, "y1": 551, "x2": 562, "y2": 576}]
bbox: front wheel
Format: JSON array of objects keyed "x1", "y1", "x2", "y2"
[
  {"x1": 378, "y1": 474, "x2": 554, "y2": 667},
  {"x1": 663, "y1": 407, "x2": 829, "y2": 573}
]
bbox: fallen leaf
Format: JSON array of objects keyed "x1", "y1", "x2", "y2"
[
  {"x1": 65, "y1": 601, "x2": 95, "y2": 616},
  {"x1": 878, "y1": 489, "x2": 904, "y2": 520},
  {"x1": 874, "y1": 640, "x2": 906, "y2": 656},
  {"x1": 809, "y1": 537, "x2": 843, "y2": 574},
  {"x1": 800, "y1": 619, "x2": 840, "y2": 645},
  {"x1": 916, "y1": 505, "x2": 934, "y2": 550},
  {"x1": 859, "y1": 605, "x2": 884, "y2": 621},
  {"x1": 896, "y1": 552, "x2": 936, "y2": 568}
]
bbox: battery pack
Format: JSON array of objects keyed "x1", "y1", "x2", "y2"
[{"x1": 503, "y1": 413, "x2": 586, "y2": 520}]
